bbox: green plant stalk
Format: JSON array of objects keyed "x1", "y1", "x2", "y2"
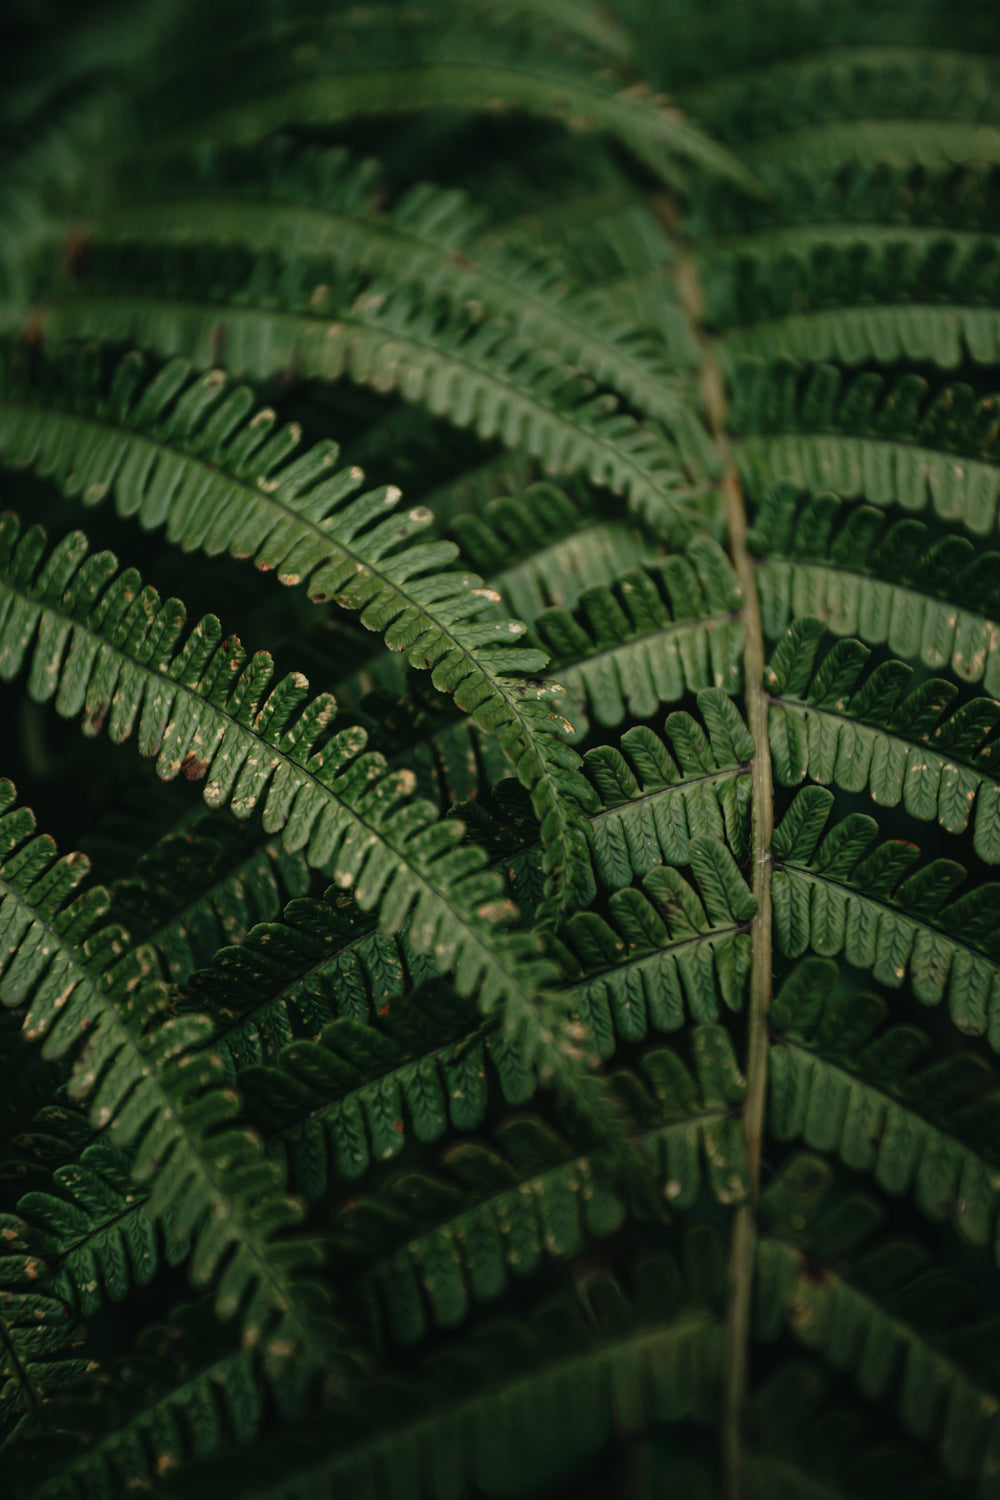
[{"x1": 675, "y1": 245, "x2": 774, "y2": 1500}]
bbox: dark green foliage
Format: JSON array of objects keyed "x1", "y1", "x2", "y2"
[
  {"x1": 3, "y1": 3, "x2": 1000, "y2": 1499},
  {"x1": 767, "y1": 619, "x2": 1000, "y2": 860}
]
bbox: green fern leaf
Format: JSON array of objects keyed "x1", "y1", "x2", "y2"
[
  {"x1": 37, "y1": 256, "x2": 705, "y2": 539},
  {"x1": 0, "y1": 345, "x2": 600, "y2": 926},
  {"x1": 560, "y1": 848, "x2": 755, "y2": 1053},
  {"x1": 10, "y1": 1304, "x2": 261, "y2": 1500},
  {"x1": 730, "y1": 358, "x2": 1000, "y2": 536},
  {"x1": 149, "y1": 1259, "x2": 723, "y2": 1500},
  {"x1": 751, "y1": 484, "x2": 1000, "y2": 692},
  {"x1": 338, "y1": 1039, "x2": 745, "y2": 1345},
  {"x1": 0, "y1": 516, "x2": 567, "y2": 1057},
  {"x1": 772, "y1": 787, "x2": 1000, "y2": 1046},
  {"x1": 767, "y1": 619, "x2": 1000, "y2": 862},
  {"x1": 239, "y1": 986, "x2": 493, "y2": 1197},
  {"x1": 107, "y1": 813, "x2": 308, "y2": 981},
  {"x1": 451, "y1": 482, "x2": 652, "y2": 621},
  {"x1": 13, "y1": 1122, "x2": 163, "y2": 1317},
  {"x1": 758, "y1": 1158, "x2": 1000, "y2": 1493},
  {"x1": 0, "y1": 781, "x2": 341, "y2": 1391},
  {"x1": 770, "y1": 960, "x2": 1000, "y2": 1252},
  {"x1": 88, "y1": 137, "x2": 702, "y2": 436},
  {"x1": 0, "y1": 1212, "x2": 91, "y2": 1441},
  {"x1": 139, "y1": 6, "x2": 754, "y2": 192},
  {"x1": 8, "y1": 6, "x2": 1000, "y2": 1497},
  {"x1": 182, "y1": 889, "x2": 436, "y2": 1068},
  {"x1": 534, "y1": 541, "x2": 745, "y2": 735}
]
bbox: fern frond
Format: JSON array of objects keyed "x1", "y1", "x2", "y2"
[
  {"x1": 337, "y1": 1036, "x2": 746, "y2": 1347},
  {"x1": 0, "y1": 78, "x2": 122, "y2": 316},
  {"x1": 769, "y1": 958, "x2": 1000, "y2": 1254},
  {"x1": 0, "y1": 781, "x2": 342, "y2": 1391},
  {"x1": 140, "y1": 6, "x2": 753, "y2": 193},
  {"x1": 325, "y1": 664, "x2": 590, "y2": 827},
  {"x1": 10, "y1": 6, "x2": 1000, "y2": 1496},
  {"x1": 108, "y1": 813, "x2": 308, "y2": 982},
  {"x1": 0, "y1": 1212, "x2": 91, "y2": 1441},
  {"x1": 183, "y1": 897, "x2": 419, "y2": 1064},
  {"x1": 750, "y1": 484, "x2": 1000, "y2": 692},
  {"x1": 706, "y1": 191, "x2": 1000, "y2": 370},
  {"x1": 683, "y1": 46, "x2": 1000, "y2": 146},
  {"x1": 180, "y1": 681, "x2": 754, "y2": 929},
  {"x1": 730, "y1": 358, "x2": 1000, "y2": 536},
  {"x1": 485, "y1": 151, "x2": 698, "y2": 359},
  {"x1": 744, "y1": 1359, "x2": 959, "y2": 1500},
  {"x1": 413, "y1": 445, "x2": 539, "y2": 529},
  {"x1": 455, "y1": 0, "x2": 635, "y2": 61},
  {"x1": 239, "y1": 986, "x2": 496, "y2": 1197},
  {"x1": 225, "y1": 850, "x2": 753, "y2": 1198},
  {"x1": 38, "y1": 259, "x2": 705, "y2": 539},
  {"x1": 707, "y1": 223, "x2": 1000, "y2": 371},
  {"x1": 451, "y1": 482, "x2": 653, "y2": 621},
  {"x1": 767, "y1": 619, "x2": 1000, "y2": 862},
  {"x1": 0, "y1": 515, "x2": 572, "y2": 1051},
  {"x1": 434, "y1": 685, "x2": 755, "y2": 919},
  {"x1": 212, "y1": 814, "x2": 756, "y2": 1200},
  {"x1": 90, "y1": 137, "x2": 700, "y2": 435},
  {"x1": 739, "y1": 119, "x2": 1000, "y2": 178},
  {"x1": 758, "y1": 1160, "x2": 1000, "y2": 1493},
  {"x1": 534, "y1": 539, "x2": 744, "y2": 736},
  {"x1": 214, "y1": 834, "x2": 754, "y2": 1204},
  {"x1": 560, "y1": 847, "x2": 755, "y2": 1055},
  {"x1": 329, "y1": 561, "x2": 749, "y2": 834},
  {"x1": 320, "y1": 539, "x2": 745, "y2": 898},
  {"x1": 772, "y1": 786, "x2": 1000, "y2": 1047},
  {"x1": 10, "y1": 1107, "x2": 166, "y2": 1317},
  {"x1": 0, "y1": 342, "x2": 606, "y2": 925},
  {"x1": 581, "y1": 687, "x2": 754, "y2": 888},
  {"x1": 153, "y1": 1259, "x2": 723, "y2": 1500},
  {"x1": 9, "y1": 1303, "x2": 261, "y2": 1500},
  {"x1": 719, "y1": 294, "x2": 1000, "y2": 371}
]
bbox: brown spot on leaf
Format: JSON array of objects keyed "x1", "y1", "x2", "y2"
[{"x1": 181, "y1": 753, "x2": 210, "y2": 782}]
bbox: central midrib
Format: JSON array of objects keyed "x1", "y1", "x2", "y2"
[{"x1": 673, "y1": 227, "x2": 775, "y2": 1500}]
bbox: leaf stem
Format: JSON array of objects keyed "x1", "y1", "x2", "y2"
[{"x1": 674, "y1": 240, "x2": 774, "y2": 1500}]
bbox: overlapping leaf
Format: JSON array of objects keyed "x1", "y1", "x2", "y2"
[
  {"x1": 0, "y1": 514, "x2": 566, "y2": 1058},
  {"x1": 0, "y1": 781, "x2": 341, "y2": 1395},
  {"x1": 534, "y1": 540, "x2": 744, "y2": 735},
  {"x1": 731, "y1": 358, "x2": 1000, "y2": 535},
  {"x1": 154, "y1": 1258, "x2": 723, "y2": 1500},
  {"x1": 767, "y1": 618, "x2": 1000, "y2": 862},
  {"x1": 558, "y1": 846, "x2": 756, "y2": 1058},
  {"x1": 771, "y1": 786, "x2": 1000, "y2": 1047},
  {"x1": 37, "y1": 249, "x2": 704, "y2": 542},
  {"x1": 750, "y1": 483, "x2": 1000, "y2": 692},
  {"x1": 0, "y1": 342, "x2": 599, "y2": 926},
  {"x1": 769, "y1": 959, "x2": 1000, "y2": 1252},
  {"x1": 336, "y1": 1036, "x2": 746, "y2": 1346},
  {"x1": 88, "y1": 136, "x2": 705, "y2": 438},
  {"x1": 757, "y1": 1158, "x2": 1000, "y2": 1493}
]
